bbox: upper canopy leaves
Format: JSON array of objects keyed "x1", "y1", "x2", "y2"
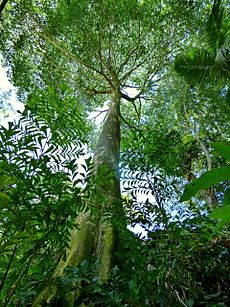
[{"x1": 0, "y1": 0, "x2": 202, "y2": 101}]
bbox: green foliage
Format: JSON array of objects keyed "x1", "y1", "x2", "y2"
[
  {"x1": 212, "y1": 142, "x2": 230, "y2": 161},
  {"x1": 0, "y1": 0, "x2": 200, "y2": 101},
  {"x1": 0, "y1": 0, "x2": 229, "y2": 306},
  {"x1": 122, "y1": 167, "x2": 181, "y2": 231},
  {"x1": 181, "y1": 143, "x2": 230, "y2": 199},
  {"x1": 1, "y1": 109, "x2": 229, "y2": 306},
  {"x1": 0, "y1": 111, "x2": 87, "y2": 305},
  {"x1": 26, "y1": 83, "x2": 91, "y2": 145},
  {"x1": 45, "y1": 215, "x2": 230, "y2": 306},
  {"x1": 181, "y1": 142, "x2": 230, "y2": 227},
  {"x1": 174, "y1": 0, "x2": 230, "y2": 84},
  {"x1": 121, "y1": 212, "x2": 229, "y2": 306},
  {"x1": 121, "y1": 124, "x2": 188, "y2": 177},
  {"x1": 210, "y1": 204, "x2": 230, "y2": 227},
  {"x1": 181, "y1": 165, "x2": 230, "y2": 201},
  {"x1": 174, "y1": 48, "x2": 215, "y2": 84}
]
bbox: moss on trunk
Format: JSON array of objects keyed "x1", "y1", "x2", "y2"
[{"x1": 54, "y1": 211, "x2": 97, "y2": 277}]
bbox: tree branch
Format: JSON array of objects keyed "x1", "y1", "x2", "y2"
[
  {"x1": 120, "y1": 88, "x2": 148, "y2": 103},
  {"x1": 117, "y1": 45, "x2": 139, "y2": 76},
  {"x1": 121, "y1": 84, "x2": 139, "y2": 89},
  {"x1": 89, "y1": 109, "x2": 108, "y2": 121},
  {"x1": 0, "y1": 244, "x2": 17, "y2": 292},
  {"x1": 27, "y1": 10, "x2": 115, "y2": 89},
  {"x1": 120, "y1": 92, "x2": 136, "y2": 102},
  {"x1": 85, "y1": 87, "x2": 113, "y2": 95},
  {"x1": 198, "y1": 138, "x2": 212, "y2": 170},
  {"x1": 0, "y1": 0, "x2": 8, "y2": 16},
  {"x1": 184, "y1": 89, "x2": 213, "y2": 170},
  {"x1": 117, "y1": 21, "x2": 145, "y2": 78},
  {"x1": 119, "y1": 112, "x2": 144, "y2": 133},
  {"x1": 39, "y1": 49, "x2": 111, "y2": 95},
  {"x1": 120, "y1": 40, "x2": 157, "y2": 84}
]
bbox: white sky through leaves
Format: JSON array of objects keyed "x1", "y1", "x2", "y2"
[{"x1": 0, "y1": 59, "x2": 24, "y2": 127}]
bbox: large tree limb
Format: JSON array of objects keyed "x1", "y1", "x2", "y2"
[
  {"x1": 25, "y1": 9, "x2": 115, "y2": 89},
  {"x1": 39, "y1": 31, "x2": 115, "y2": 89},
  {"x1": 0, "y1": 0, "x2": 8, "y2": 16},
  {"x1": 39, "y1": 48, "x2": 112, "y2": 95},
  {"x1": 120, "y1": 40, "x2": 157, "y2": 84}
]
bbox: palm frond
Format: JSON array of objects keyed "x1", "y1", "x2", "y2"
[
  {"x1": 175, "y1": 0, "x2": 230, "y2": 85},
  {"x1": 206, "y1": 0, "x2": 229, "y2": 52},
  {"x1": 174, "y1": 49, "x2": 215, "y2": 84}
]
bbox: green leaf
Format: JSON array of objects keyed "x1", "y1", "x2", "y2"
[
  {"x1": 0, "y1": 191, "x2": 12, "y2": 205},
  {"x1": 210, "y1": 204, "x2": 230, "y2": 227},
  {"x1": 211, "y1": 142, "x2": 230, "y2": 161},
  {"x1": 180, "y1": 166, "x2": 230, "y2": 201},
  {"x1": 174, "y1": 49, "x2": 214, "y2": 84},
  {"x1": 223, "y1": 188, "x2": 230, "y2": 205}
]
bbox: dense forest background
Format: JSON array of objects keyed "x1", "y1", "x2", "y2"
[{"x1": 0, "y1": 0, "x2": 229, "y2": 306}]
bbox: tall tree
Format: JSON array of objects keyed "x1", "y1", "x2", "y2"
[{"x1": 0, "y1": 0, "x2": 218, "y2": 305}]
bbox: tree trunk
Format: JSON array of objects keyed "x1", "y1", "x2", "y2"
[{"x1": 32, "y1": 89, "x2": 124, "y2": 306}]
